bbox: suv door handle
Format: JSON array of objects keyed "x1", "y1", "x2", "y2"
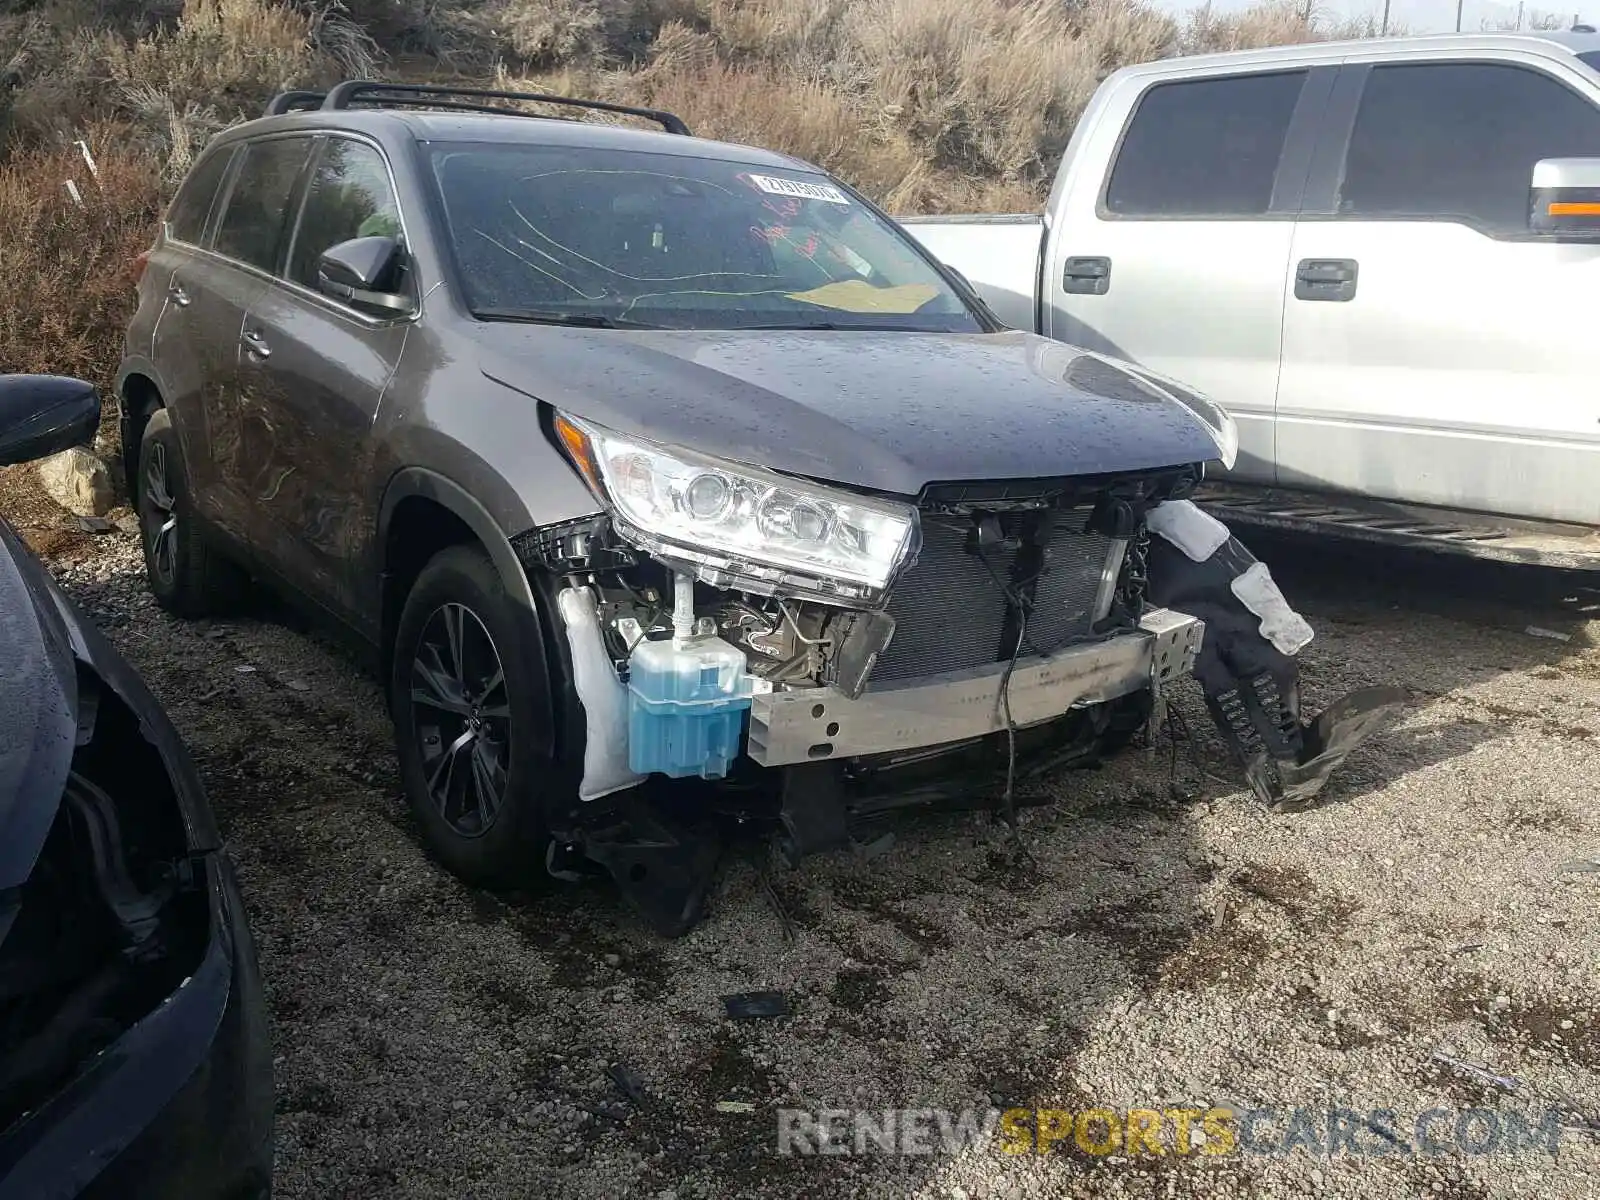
[
  {"x1": 1063, "y1": 256, "x2": 1111, "y2": 295},
  {"x1": 240, "y1": 330, "x2": 271, "y2": 359},
  {"x1": 168, "y1": 281, "x2": 191, "y2": 308},
  {"x1": 1294, "y1": 258, "x2": 1358, "y2": 302}
]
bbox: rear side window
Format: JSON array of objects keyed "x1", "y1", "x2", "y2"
[
  {"x1": 1338, "y1": 62, "x2": 1600, "y2": 234},
  {"x1": 213, "y1": 136, "x2": 313, "y2": 272},
  {"x1": 1104, "y1": 71, "x2": 1307, "y2": 217},
  {"x1": 286, "y1": 138, "x2": 403, "y2": 289},
  {"x1": 166, "y1": 147, "x2": 234, "y2": 244}
]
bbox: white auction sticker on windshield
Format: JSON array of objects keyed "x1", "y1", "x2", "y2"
[{"x1": 747, "y1": 173, "x2": 851, "y2": 204}]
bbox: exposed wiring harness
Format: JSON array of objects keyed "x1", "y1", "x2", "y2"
[{"x1": 969, "y1": 539, "x2": 1046, "y2": 852}]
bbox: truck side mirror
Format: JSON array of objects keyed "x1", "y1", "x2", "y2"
[
  {"x1": 1529, "y1": 158, "x2": 1600, "y2": 241},
  {"x1": 0, "y1": 374, "x2": 100, "y2": 467}
]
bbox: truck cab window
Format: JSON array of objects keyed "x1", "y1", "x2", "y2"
[
  {"x1": 1104, "y1": 71, "x2": 1307, "y2": 217},
  {"x1": 1338, "y1": 61, "x2": 1600, "y2": 233}
]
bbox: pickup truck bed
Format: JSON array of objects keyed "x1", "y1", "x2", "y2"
[{"x1": 898, "y1": 215, "x2": 1042, "y2": 333}]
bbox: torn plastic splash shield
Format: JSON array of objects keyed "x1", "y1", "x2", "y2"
[{"x1": 746, "y1": 608, "x2": 1202, "y2": 766}]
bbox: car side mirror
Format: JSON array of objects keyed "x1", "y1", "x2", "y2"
[
  {"x1": 0, "y1": 374, "x2": 100, "y2": 467},
  {"x1": 1529, "y1": 158, "x2": 1600, "y2": 240},
  {"x1": 317, "y1": 236, "x2": 412, "y2": 312}
]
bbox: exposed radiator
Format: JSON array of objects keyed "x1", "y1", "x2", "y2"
[{"x1": 871, "y1": 505, "x2": 1120, "y2": 685}]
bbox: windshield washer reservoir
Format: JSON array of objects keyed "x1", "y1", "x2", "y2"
[{"x1": 627, "y1": 634, "x2": 755, "y2": 779}]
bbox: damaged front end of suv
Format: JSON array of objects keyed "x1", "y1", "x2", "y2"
[{"x1": 514, "y1": 357, "x2": 1233, "y2": 935}]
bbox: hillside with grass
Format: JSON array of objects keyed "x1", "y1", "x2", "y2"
[{"x1": 0, "y1": 0, "x2": 1382, "y2": 406}]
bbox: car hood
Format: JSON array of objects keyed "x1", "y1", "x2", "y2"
[
  {"x1": 477, "y1": 328, "x2": 1225, "y2": 495},
  {"x1": 0, "y1": 524, "x2": 78, "y2": 891}
]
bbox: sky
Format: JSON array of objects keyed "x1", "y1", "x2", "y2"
[{"x1": 1149, "y1": 0, "x2": 1591, "y2": 33}]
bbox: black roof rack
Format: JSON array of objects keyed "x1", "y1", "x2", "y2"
[
  {"x1": 264, "y1": 90, "x2": 328, "y2": 116},
  {"x1": 297, "y1": 80, "x2": 691, "y2": 135}
]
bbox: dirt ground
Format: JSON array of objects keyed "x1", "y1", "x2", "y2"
[{"x1": 7, "y1": 470, "x2": 1600, "y2": 1200}]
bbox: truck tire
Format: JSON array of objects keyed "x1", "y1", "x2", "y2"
[
  {"x1": 389, "y1": 544, "x2": 560, "y2": 887},
  {"x1": 136, "y1": 407, "x2": 248, "y2": 617}
]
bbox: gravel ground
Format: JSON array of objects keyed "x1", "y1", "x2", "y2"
[{"x1": 10, "y1": 484, "x2": 1600, "y2": 1200}]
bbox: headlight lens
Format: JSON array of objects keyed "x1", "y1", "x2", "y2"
[{"x1": 553, "y1": 413, "x2": 919, "y2": 600}]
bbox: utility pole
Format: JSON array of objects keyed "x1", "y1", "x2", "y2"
[
  {"x1": 1457, "y1": 0, "x2": 1465, "y2": 28},
  {"x1": 1382, "y1": 0, "x2": 1391, "y2": 33},
  {"x1": 1517, "y1": 0, "x2": 1524, "y2": 26}
]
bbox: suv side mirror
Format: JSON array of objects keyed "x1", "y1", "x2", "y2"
[
  {"x1": 317, "y1": 236, "x2": 412, "y2": 313},
  {"x1": 0, "y1": 374, "x2": 100, "y2": 467},
  {"x1": 1530, "y1": 158, "x2": 1600, "y2": 240}
]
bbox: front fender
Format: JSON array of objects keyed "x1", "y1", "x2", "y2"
[{"x1": 376, "y1": 466, "x2": 540, "y2": 628}]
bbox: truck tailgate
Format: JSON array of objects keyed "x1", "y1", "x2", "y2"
[{"x1": 899, "y1": 215, "x2": 1043, "y2": 332}]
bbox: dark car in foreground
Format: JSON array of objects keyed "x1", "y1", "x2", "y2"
[
  {"x1": 0, "y1": 376, "x2": 272, "y2": 1199},
  {"x1": 117, "y1": 82, "x2": 1243, "y2": 934}
]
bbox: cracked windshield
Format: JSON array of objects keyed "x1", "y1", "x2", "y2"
[{"x1": 429, "y1": 143, "x2": 985, "y2": 332}]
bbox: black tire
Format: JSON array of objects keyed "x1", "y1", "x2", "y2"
[
  {"x1": 389, "y1": 544, "x2": 560, "y2": 887},
  {"x1": 1096, "y1": 689, "x2": 1155, "y2": 757},
  {"x1": 137, "y1": 407, "x2": 248, "y2": 617}
]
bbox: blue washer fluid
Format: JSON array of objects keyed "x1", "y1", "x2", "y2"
[{"x1": 626, "y1": 635, "x2": 755, "y2": 779}]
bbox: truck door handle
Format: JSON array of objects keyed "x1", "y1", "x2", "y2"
[
  {"x1": 240, "y1": 329, "x2": 271, "y2": 359},
  {"x1": 1295, "y1": 258, "x2": 1358, "y2": 302},
  {"x1": 1063, "y1": 256, "x2": 1111, "y2": 295},
  {"x1": 168, "y1": 281, "x2": 191, "y2": 308}
]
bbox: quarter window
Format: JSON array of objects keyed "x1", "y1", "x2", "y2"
[
  {"x1": 1104, "y1": 71, "x2": 1308, "y2": 217},
  {"x1": 1338, "y1": 62, "x2": 1600, "y2": 233},
  {"x1": 166, "y1": 147, "x2": 234, "y2": 244},
  {"x1": 287, "y1": 138, "x2": 404, "y2": 290},
  {"x1": 213, "y1": 136, "x2": 313, "y2": 272}
]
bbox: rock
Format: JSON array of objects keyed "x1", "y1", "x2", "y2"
[
  {"x1": 603, "y1": 953, "x2": 622, "y2": 968},
  {"x1": 37, "y1": 448, "x2": 114, "y2": 517}
]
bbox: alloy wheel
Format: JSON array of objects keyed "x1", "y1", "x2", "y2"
[
  {"x1": 409, "y1": 602, "x2": 512, "y2": 838},
  {"x1": 142, "y1": 441, "x2": 178, "y2": 588}
]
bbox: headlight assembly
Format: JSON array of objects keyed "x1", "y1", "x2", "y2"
[{"x1": 553, "y1": 412, "x2": 920, "y2": 603}]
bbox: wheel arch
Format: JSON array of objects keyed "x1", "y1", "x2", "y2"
[
  {"x1": 376, "y1": 468, "x2": 543, "y2": 678},
  {"x1": 117, "y1": 366, "x2": 166, "y2": 503},
  {"x1": 377, "y1": 468, "x2": 589, "y2": 843}
]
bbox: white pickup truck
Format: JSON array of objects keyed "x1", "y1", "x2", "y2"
[{"x1": 903, "y1": 30, "x2": 1600, "y2": 569}]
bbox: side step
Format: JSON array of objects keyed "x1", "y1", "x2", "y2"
[{"x1": 1194, "y1": 483, "x2": 1600, "y2": 572}]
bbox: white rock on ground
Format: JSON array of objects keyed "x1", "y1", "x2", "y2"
[{"x1": 35, "y1": 446, "x2": 113, "y2": 516}]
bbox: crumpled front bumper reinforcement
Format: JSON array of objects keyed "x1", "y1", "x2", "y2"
[{"x1": 746, "y1": 608, "x2": 1204, "y2": 767}]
